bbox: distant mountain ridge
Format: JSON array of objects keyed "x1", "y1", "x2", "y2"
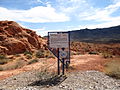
[{"x1": 70, "y1": 25, "x2": 120, "y2": 43}]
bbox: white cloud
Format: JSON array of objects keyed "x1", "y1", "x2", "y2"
[
  {"x1": 0, "y1": 5, "x2": 69, "y2": 23},
  {"x1": 79, "y1": 1, "x2": 120, "y2": 22},
  {"x1": 112, "y1": 0, "x2": 120, "y2": 3},
  {"x1": 57, "y1": 0, "x2": 87, "y2": 14},
  {"x1": 68, "y1": 20, "x2": 120, "y2": 31}
]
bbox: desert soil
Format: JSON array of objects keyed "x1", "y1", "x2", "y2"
[
  {"x1": 0, "y1": 54, "x2": 106, "y2": 80},
  {"x1": 0, "y1": 54, "x2": 119, "y2": 90}
]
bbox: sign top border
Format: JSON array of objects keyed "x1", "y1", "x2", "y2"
[{"x1": 48, "y1": 31, "x2": 70, "y2": 48}]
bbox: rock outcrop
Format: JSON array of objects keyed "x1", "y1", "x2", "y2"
[{"x1": 0, "y1": 21, "x2": 46, "y2": 55}]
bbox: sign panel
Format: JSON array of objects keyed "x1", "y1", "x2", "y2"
[{"x1": 49, "y1": 33, "x2": 69, "y2": 48}]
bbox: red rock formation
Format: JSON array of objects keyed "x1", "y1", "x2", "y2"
[{"x1": 0, "y1": 21, "x2": 45, "y2": 55}]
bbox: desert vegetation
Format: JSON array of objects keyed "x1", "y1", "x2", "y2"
[
  {"x1": 0, "y1": 54, "x2": 9, "y2": 65},
  {"x1": 71, "y1": 41, "x2": 120, "y2": 57},
  {"x1": 104, "y1": 60, "x2": 120, "y2": 79},
  {"x1": 0, "y1": 49, "x2": 55, "y2": 71}
]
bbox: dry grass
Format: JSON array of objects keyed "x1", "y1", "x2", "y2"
[
  {"x1": 0, "y1": 66, "x2": 3, "y2": 71},
  {"x1": 35, "y1": 49, "x2": 45, "y2": 58},
  {"x1": 104, "y1": 60, "x2": 120, "y2": 79},
  {"x1": 35, "y1": 49, "x2": 55, "y2": 59},
  {"x1": 1, "y1": 58, "x2": 26, "y2": 71},
  {"x1": 0, "y1": 54, "x2": 8, "y2": 65},
  {"x1": 28, "y1": 59, "x2": 39, "y2": 65},
  {"x1": 37, "y1": 69, "x2": 56, "y2": 80},
  {"x1": 0, "y1": 50, "x2": 55, "y2": 71},
  {"x1": 102, "y1": 53, "x2": 113, "y2": 59}
]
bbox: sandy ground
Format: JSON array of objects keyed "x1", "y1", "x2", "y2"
[{"x1": 0, "y1": 54, "x2": 107, "y2": 80}]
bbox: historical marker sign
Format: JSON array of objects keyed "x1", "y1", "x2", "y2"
[
  {"x1": 49, "y1": 33, "x2": 69, "y2": 48},
  {"x1": 48, "y1": 32, "x2": 70, "y2": 75}
]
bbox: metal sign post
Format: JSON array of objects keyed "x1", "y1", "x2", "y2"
[
  {"x1": 57, "y1": 48, "x2": 60, "y2": 75},
  {"x1": 48, "y1": 32, "x2": 70, "y2": 75}
]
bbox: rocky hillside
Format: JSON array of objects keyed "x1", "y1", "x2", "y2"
[
  {"x1": 70, "y1": 25, "x2": 120, "y2": 43},
  {"x1": 0, "y1": 21, "x2": 46, "y2": 55},
  {"x1": 71, "y1": 42, "x2": 120, "y2": 56}
]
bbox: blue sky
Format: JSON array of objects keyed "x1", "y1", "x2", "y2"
[{"x1": 0, "y1": 0, "x2": 120, "y2": 36}]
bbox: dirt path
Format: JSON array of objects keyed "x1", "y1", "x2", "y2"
[{"x1": 0, "y1": 54, "x2": 107, "y2": 80}]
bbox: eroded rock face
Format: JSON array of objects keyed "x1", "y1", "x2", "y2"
[{"x1": 0, "y1": 21, "x2": 45, "y2": 55}]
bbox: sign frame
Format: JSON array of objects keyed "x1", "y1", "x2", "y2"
[
  {"x1": 48, "y1": 31, "x2": 70, "y2": 75},
  {"x1": 49, "y1": 33, "x2": 69, "y2": 48}
]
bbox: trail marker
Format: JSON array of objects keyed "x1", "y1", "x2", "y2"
[{"x1": 48, "y1": 32, "x2": 70, "y2": 75}]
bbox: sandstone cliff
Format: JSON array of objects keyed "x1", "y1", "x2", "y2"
[{"x1": 0, "y1": 21, "x2": 46, "y2": 55}]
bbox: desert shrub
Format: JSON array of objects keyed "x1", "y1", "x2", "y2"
[
  {"x1": 28, "y1": 59, "x2": 39, "y2": 65},
  {"x1": 71, "y1": 51, "x2": 75, "y2": 55},
  {"x1": 14, "y1": 59, "x2": 25, "y2": 69},
  {"x1": 26, "y1": 54, "x2": 32, "y2": 59},
  {"x1": 0, "y1": 59, "x2": 8, "y2": 65},
  {"x1": 0, "y1": 54, "x2": 7, "y2": 59},
  {"x1": 37, "y1": 69, "x2": 56, "y2": 80},
  {"x1": 26, "y1": 30, "x2": 32, "y2": 34},
  {"x1": 102, "y1": 53, "x2": 113, "y2": 58},
  {"x1": 24, "y1": 51, "x2": 32, "y2": 55},
  {"x1": 0, "y1": 66, "x2": 4, "y2": 71},
  {"x1": 0, "y1": 58, "x2": 26, "y2": 71},
  {"x1": 3, "y1": 60, "x2": 24, "y2": 70},
  {"x1": 44, "y1": 50, "x2": 55, "y2": 58},
  {"x1": 9, "y1": 58, "x2": 26, "y2": 70},
  {"x1": 89, "y1": 51, "x2": 98, "y2": 55},
  {"x1": 46, "y1": 55, "x2": 55, "y2": 59},
  {"x1": 36, "y1": 49, "x2": 45, "y2": 58},
  {"x1": 33, "y1": 69, "x2": 67, "y2": 86},
  {"x1": 104, "y1": 60, "x2": 120, "y2": 79},
  {"x1": 15, "y1": 54, "x2": 21, "y2": 57},
  {"x1": 0, "y1": 54, "x2": 8, "y2": 65},
  {"x1": 36, "y1": 69, "x2": 57, "y2": 83},
  {"x1": 75, "y1": 52, "x2": 81, "y2": 55}
]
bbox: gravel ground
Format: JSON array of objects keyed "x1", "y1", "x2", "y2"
[{"x1": 0, "y1": 70, "x2": 120, "y2": 90}]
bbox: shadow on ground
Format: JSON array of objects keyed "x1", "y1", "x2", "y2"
[{"x1": 28, "y1": 75, "x2": 67, "y2": 86}]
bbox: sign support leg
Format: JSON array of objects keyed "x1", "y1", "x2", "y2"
[
  {"x1": 62, "y1": 58, "x2": 65, "y2": 75},
  {"x1": 58, "y1": 58, "x2": 60, "y2": 75},
  {"x1": 58, "y1": 48, "x2": 60, "y2": 75}
]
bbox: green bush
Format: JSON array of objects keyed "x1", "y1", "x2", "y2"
[
  {"x1": 89, "y1": 51, "x2": 98, "y2": 55},
  {"x1": 36, "y1": 50, "x2": 45, "y2": 58},
  {"x1": 28, "y1": 59, "x2": 39, "y2": 65},
  {"x1": 104, "y1": 60, "x2": 120, "y2": 79},
  {"x1": 24, "y1": 51, "x2": 32, "y2": 55},
  {"x1": 26, "y1": 54, "x2": 32, "y2": 59}
]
